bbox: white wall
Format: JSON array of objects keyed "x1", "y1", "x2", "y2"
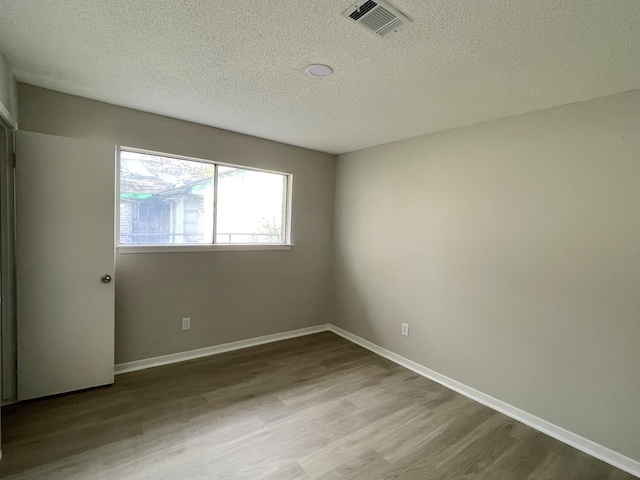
[
  {"x1": 18, "y1": 84, "x2": 336, "y2": 364},
  {"x1": 333, "y1": 90, "x2": 640, "y2": 462}
]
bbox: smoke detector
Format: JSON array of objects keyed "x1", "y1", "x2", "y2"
[{"x1": 342, "y1": 0, "x2": 412, "y2": 38}]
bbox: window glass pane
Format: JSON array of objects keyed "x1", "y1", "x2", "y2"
[
  {"x1": 216, "y1": 166, "x2": 286, "y2": 243},
  {"x1": 120, "y1": 151, "x2": 214, "y2": 244}
]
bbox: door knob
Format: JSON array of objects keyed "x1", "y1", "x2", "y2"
[{"x1": 101, "y1": 274, "x2": 112, "y2": 284}]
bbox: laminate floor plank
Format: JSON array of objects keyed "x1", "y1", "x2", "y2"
[{"x1": 0, "y1": 332, "x2": 636, "y2": 479}]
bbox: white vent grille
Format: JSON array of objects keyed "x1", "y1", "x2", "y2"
[{"x1": 342, "y1": 0, "x2": 412, "y2": 38}]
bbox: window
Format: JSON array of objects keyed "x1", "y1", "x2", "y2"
[{"x1": 118, "y1": 149, "x2": 291, "y2": 250}]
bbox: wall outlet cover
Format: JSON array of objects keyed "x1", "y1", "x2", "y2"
[
  {"x1": 182, "y1": 317, "x2": 191, "y2": 331},
  {"x1": 401, "y1": 323, "x2": 409, "y2": 336}
]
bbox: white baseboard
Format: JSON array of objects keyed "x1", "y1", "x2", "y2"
[
  {"x1": 114, "y1": 324, "x2": 330, "y2": 375},
  {"x1": 327, "y1": 324, "x2": 640, "y2": 478}
]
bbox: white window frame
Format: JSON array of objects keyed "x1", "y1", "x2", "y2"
[{"x1": 116, "y1": 146, "x2": 293, "y2": 253}]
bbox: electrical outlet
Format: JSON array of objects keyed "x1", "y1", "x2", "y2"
[
  {"x1": 401, "y1": 323, "x2": 409, "y2": 336},
  {"x1": 181, "y1": 317, "x2": 191, "y2": 331}
]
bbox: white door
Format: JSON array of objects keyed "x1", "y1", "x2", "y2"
[{"x1": 16, "y1": 131, "x2": 115, "y2": 401}]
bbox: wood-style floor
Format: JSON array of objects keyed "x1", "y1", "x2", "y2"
[{"x1": 0, "y1": 332, "x2": 636, "y2": 479}]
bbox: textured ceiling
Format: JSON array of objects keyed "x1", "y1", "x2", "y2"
[{"x1": 0, "y1": 0, "x2": 638, "y2": 154}]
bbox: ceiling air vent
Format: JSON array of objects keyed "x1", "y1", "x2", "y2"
[{"x1": 342, "y1": 0, "x2": 412, "y2": 38}]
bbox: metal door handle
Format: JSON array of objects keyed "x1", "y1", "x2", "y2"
[{"x1": 101, "y1": 274, "x2": 112, "y2": 284}]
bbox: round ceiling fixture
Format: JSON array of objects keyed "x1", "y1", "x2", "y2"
[{"x1": 305, "y1": 64, "x2": 333, "y2": 79}]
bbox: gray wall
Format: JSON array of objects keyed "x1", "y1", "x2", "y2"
[
  {"x1": 18, "y1": 84, "x2": 336, "y2": 364},
  {"x1": 333, "y1": 90, "x2": 640, "y2": 462}
]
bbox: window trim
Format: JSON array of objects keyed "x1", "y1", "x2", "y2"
[
  {"x1": 116, "y1": 146, "x2": 294, "y2": 252},
  {"x1": 117, "y1": 244, "x2": 292, "y2": 254}
]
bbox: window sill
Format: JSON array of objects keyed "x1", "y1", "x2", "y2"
[{"x1": 117, "y1": 244, "x2": 293, "y2": 254}]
